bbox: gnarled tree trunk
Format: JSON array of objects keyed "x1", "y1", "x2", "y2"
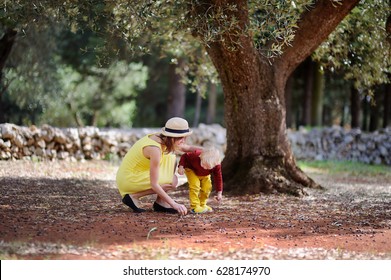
[{"x1": 195, "y1": 0, "x2": 359, "y2": 196}]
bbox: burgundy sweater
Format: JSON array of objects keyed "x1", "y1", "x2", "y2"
[{"x1": 178, "y1": 150, "x2": 223, "y2": 192}]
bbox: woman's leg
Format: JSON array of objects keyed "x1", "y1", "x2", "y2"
[
  {"x1": 122, "y1": 193, "x2": 146, "y2": 213},
  {"x1": 130, "y1": 183, "x2": 175, "y2": 199},
  {"x1": 125, "y1": 154, "x2": 179, "y2": 212},
  {"x1": 154, "y1": 154, "x2": 178, "y2": 208},
  {"x1": 153, "y1": 183, "x2": 177, "y2": 207},
  {"x1": 124, "y1": 182, "x2": 177, "y2": 212}
]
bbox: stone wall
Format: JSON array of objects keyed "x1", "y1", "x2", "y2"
[
  {"x1": 288, "y1": 126, "x2": 391, "y2": 165},
  {"x1": 1, "y1": 123, "x2": 390, "y2": 165},
  {"x1": 0, "y1": 123, "x2": 226, "y2": 162}
]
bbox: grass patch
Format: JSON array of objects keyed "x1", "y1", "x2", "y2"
[{"x1": 298, "y1": 160, "x2": 391, "y2": 177}]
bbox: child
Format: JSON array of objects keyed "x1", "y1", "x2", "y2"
[{"x1": 178, "y1": 146, "x2": 223, "y2": 213}]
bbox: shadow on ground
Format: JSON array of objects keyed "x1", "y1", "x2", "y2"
[{"x1": 0, "y1": 161, "x2": 391, "y2": 259}]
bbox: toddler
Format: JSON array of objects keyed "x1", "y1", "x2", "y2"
[{"x1": 178, "y1": 147, "x2": 223, "y2": 213}]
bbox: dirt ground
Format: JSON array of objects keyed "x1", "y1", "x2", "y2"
[{"x1": 0, "y1": 160, "x2": 390, "y2": 260}]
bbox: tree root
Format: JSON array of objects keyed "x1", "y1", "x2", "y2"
[{"x1": 223, "y1": 156, "x2": 323, "y2": 196}]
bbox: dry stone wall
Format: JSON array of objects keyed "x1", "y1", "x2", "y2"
[
  {"x1": 1, "y1": 123, "x2": 390, "y2": 165},
  {"x1": 288, "y1": 126, "x2": 391, "y2": 165},
  {"x1": 0, "y1": 123, "x2": 226, "y2": 162}
]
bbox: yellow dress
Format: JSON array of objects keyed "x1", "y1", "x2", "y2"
[{"x1": 116, "y1": 134, "x2": 176, "y2": 197}]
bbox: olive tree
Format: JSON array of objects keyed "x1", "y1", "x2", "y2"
[{"x1": 3, "y1": 0, "x2": 390, "y2": 195}]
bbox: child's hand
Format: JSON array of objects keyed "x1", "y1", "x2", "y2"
[
  {"x1": 177, "y1": 165, "x2": 185, "y2": 175},
  {"x1": 214, "y1": 191, "x2": 223, "y2": 204}
]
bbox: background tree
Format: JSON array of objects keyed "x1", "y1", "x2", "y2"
[
  {"x1": 167, "y1": 58, "x2": 186, "y2": 119},
  {"x1": 2, "y1": 24, "x2": 61, "y2": 124},
  {"x1": 206, "y1": 82, "x2": 219, "y2": 124},
  {"x1": 0, "y1": 28, "x2": 17, "y2": 122},
  {"x1": 313, "y1": 0, "x2": 391, "y2": 129}
]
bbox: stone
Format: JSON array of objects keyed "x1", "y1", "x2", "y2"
[{"x1": 1, "y1": 123, "x2": 390, "y2": 166}]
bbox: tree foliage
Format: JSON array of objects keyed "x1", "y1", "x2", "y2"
[
  {"x1": 313, "y1": 0, "x2": 391, "y2": 93},
  {"x1": 2, "y1": 1, "x2": 389, "y2": 110},
  {"x1": 3, "y1": 24, "x2": 59, "y2": 124},
  {"x1": 52, "y1": 61, "x2": 147, "y2": 127},
  {"x1": 1, "y1": 1, "x2": 149, "y2": 127}
]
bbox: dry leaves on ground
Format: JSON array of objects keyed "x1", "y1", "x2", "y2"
[{"x1": 0, "y1": 160, "x2": 390, "y2": 260}]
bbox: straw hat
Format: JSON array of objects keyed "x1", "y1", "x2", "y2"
[{"x1": 161, "y1": 117, "x2": 193, "y2": 137}]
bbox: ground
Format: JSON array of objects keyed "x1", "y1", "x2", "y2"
[{"x1": 0, "y1": 160, "x2": 390, "y2": 260}]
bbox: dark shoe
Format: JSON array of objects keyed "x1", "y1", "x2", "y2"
[
  {"x1": 122, "y1": 194, "x2": 146, "y2": 213},
  {"x1": 153, "y1": 202, "x2": 178, "y2": 214}
]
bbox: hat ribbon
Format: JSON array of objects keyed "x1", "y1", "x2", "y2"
[{"x1": 164, "y1": 127, "x2": 190, "y2": 134}]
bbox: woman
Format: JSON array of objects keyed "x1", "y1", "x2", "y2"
[{"x1": 116, "y1": 117, "x2": 198, "y2": 215}]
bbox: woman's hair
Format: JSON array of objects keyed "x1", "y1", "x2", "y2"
[
  {"x1": 158, "y1": 134, "x2": 184, "y2": 154},
  {"x1": 200, "y1": 147, "x2": 221, "y2": 168}
]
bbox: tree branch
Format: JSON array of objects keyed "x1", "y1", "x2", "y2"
[
  {"x1": 274, "y1": 0, "x2": 359, "y2": 82},
  {"x1": 386, "y1": 0, "x2": 391, "y2": 44}
]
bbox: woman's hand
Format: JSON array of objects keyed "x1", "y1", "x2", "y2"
[{"x1": 173, "y1": 202, "x2": 188, "y2": 215}]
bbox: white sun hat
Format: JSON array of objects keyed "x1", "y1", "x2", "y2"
[{"x1": 161, "y1": 117, "x2": 193, "y2": 137}]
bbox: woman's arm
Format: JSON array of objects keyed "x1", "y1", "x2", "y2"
[
  {"x1": 144, "y1": 146, "x2": 187, "y2": 215},
  {"x1": 147, "y1": 147, "x2": 174, "y2": 202},
  {"x1": 179, "y1": 143, "x2": 203, "y2": 153}
]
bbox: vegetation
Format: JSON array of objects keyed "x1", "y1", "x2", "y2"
[
  {"x1": 0, "y1": 1, "x2": 389, "y2": 129},
  {"x1": 314, "y1": 0, "x2": 390, "y2": 91},
  {"x1": 298, "y1": 160, "x2": 391, "y2": 176}
]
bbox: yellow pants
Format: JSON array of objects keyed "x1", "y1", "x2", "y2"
[{"x1": 185, "y1": 169, "x2": 212, "y2": 209}]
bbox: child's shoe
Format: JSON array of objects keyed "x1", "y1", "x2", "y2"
[
  {"x1": 203, "y1": 205, "x2": 213, "y2": 213},
  {"x1": 191, "y1": 205, "x2": 207, "y2": 214}
]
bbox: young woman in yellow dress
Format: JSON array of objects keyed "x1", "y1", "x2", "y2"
[{"x1": 116, "y1": 117, "x2": 199, "y2": 215}]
